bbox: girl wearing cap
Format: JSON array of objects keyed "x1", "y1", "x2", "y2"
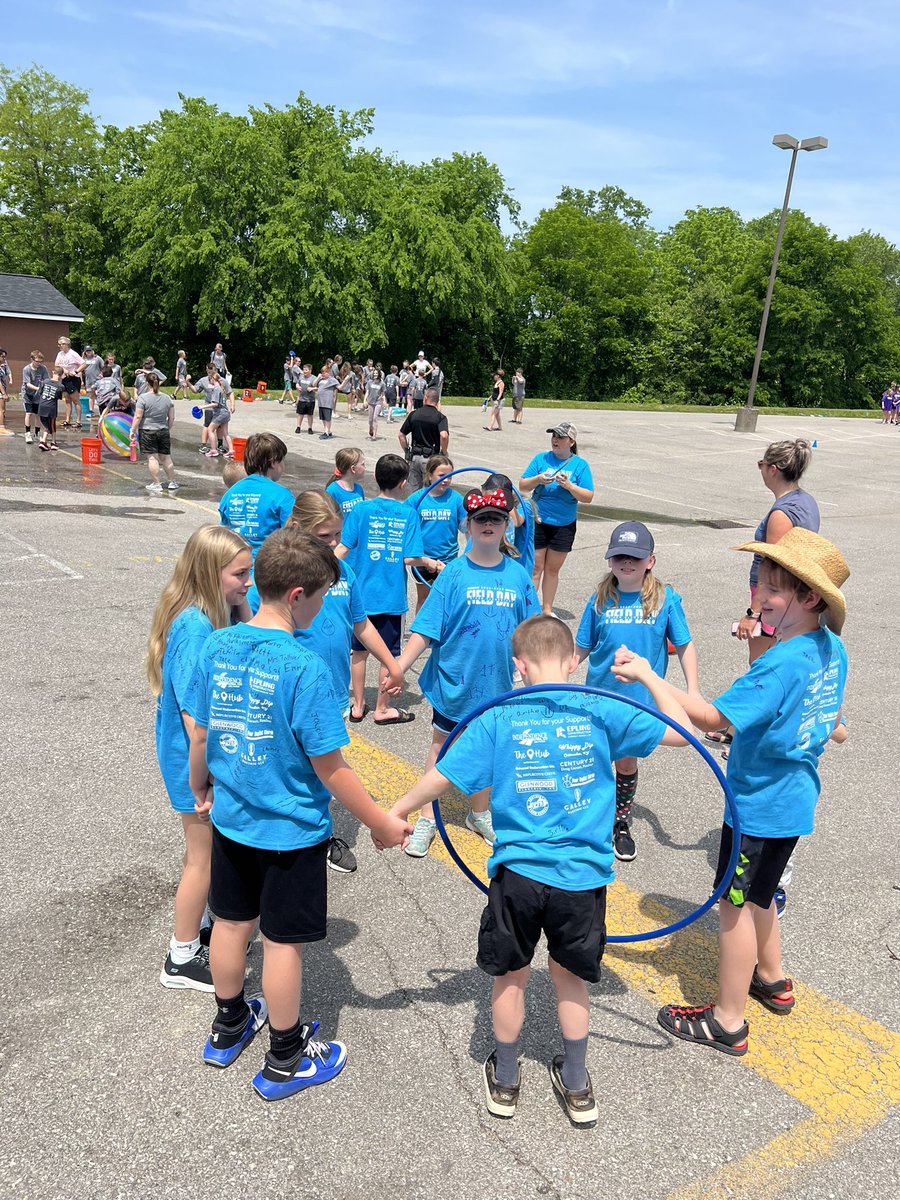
[
  {"x1": 395, "y1": 486, "x2": 540, "y2": 859},
  {"x1": 574, "y1": 521, "x2": 698, "y2": 863},
  {"x1": 614, "y1": 528, "x2": 848, "y2": 1058},
  {"x1": 519, "y1": 424, "x2": 595, "y2": 615}
]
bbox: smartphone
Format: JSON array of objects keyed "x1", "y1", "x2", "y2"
[{"x1": 731, "y1": 620, "x2": 762, "y2": 638}]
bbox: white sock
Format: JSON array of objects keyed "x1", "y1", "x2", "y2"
[{"x1": 169, "y1": 936, "x2": 201, "y2": 965}]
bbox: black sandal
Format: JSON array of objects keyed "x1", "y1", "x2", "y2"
[
  {"x1": 657, "y1": 1002, "x2": 748, "y2": 1056},
  {"x1": 704, "y1": 729, "x2": 733, "y2": 746},
  {"x1": 749, "y1": 968, "x2": 795, "y2": 1014}
]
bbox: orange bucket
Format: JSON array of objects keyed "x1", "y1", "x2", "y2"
[
  {"x1": 256, "y1": 380, "x2": 267, "y2": 393},
  {"x1": 81, "y1": 438, "x2": 102, "y2": 465},
  {"x1": 242, "y1": 388, "x2": 254, "y2": 403},
  {"x1": 232, "y1": 436, "x2": 248, "y2": 462}
]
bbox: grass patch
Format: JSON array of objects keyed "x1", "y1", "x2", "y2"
[{"x1": 441, "y1": 397, "x2": 879, "y2": 418}]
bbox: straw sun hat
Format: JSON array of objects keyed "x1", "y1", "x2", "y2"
[{"x1": 734, "y1": 527, "x2": 850, "y2": 634}]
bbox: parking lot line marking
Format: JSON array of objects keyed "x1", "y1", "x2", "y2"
[
  {"x1": 345, "y1": 731, "x2": 900, "y2": 1200},
  {"x1": 0, "y1": 528, "x2": 83, "y2": 580}
]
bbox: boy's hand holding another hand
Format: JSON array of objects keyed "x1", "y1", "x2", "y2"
[
  {"x1": 612, "y1": 645, "x2": 653, "y2": 685},
  {"x1": 370, "y1": 809, "x2": 413, "y2": 852}
]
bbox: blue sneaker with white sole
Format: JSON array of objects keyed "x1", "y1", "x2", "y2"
[
  {"x1": 251, "y1": 1021, "x2": 348, "y2": 1101},
  {"x1": 202, "y1": 996, "x2": 268, "y2": 1068}
]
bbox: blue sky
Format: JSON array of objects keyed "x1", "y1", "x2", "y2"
[{"x1": 8, "y1": 0, "x2": 900, "y2": 242}]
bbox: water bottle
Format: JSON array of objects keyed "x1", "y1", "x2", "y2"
[{"x1": 80, "y1": 391, "x2": 91, "y2": 429}]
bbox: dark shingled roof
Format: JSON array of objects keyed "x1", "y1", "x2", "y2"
[{"x1": 0, "y1": 273, "x2": 84, "y2": 321}]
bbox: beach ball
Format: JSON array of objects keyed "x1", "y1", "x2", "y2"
[{"x1": 98, "y1": 411, "x2": 133, "y2": 456}]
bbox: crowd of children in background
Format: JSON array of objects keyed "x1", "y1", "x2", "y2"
[{"x1": 143, "y1": 429, "x2": 849, "y2": 1123}]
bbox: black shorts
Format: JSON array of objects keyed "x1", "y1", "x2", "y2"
[
  {"x1": 295, "y1": 399, "x2": 315, "y2": 416},
  {"x1": 413, "y1": 563, "x2": 440, "y2": 585},
  {"x1": 533, "y1": 520, "x2": 577, "y2": 554},
  {"x1": 318, "y1": 405, "x2": 333, "y2": 422},
  {"x1": 714, "y1": 823, "x2": 799, "y2": 910},
  {"x1": 477, "y1": 866, "x2": 607, "y2": 982},
  {"x1": 23, "y1": 395, "x2": 40, "y2": 414},
  {"x1": 432, "y1": 707, "x2": 457, "y2": 734},
  {"x1": 351, "y1": 611, "x2": 402, "y2": 655},
  {"x1": 140, "y1": 428, "x2": 171, "y2": 456},
  {"x1": 209, "y1": 825, "x2": 329, "y2": 943},
  {"x1": 203, "y1": 410, "x2": 214, "y2": 428},
  {"x1": 62, "y1": 375, "x2": 81, "y2": 395}
]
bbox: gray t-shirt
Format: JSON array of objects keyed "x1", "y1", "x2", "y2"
[
  {"x1": 211, "y1": 351, "x2": 227, "y2": 373},
  {"x1": 316, "y1": 375, "x2": 339, "y2": 410},
  {"x1": 513, "y1": 376, "x2": 525, "y2": 398},
  {"x1": 192, "y1": 375, "x2": 230, "y2": 413},
  {"x1": 82, "y1": 355, "x2": 104, "y2": 389},
  {"x1": 175, "y1": 358, "x2": 188, "y2": 380},
  {"x1": 136, "y1": 391, "x2": 174, "y2": 432},
  {"x1": 366, "y1": 380, "x2": 385, "y2": 405},
  {"x1": 22, "y1": 363, "x2": 49, "y2": 397},
  {"x1": 135, "y1": 368, "x2": 167, "y2": 394}
]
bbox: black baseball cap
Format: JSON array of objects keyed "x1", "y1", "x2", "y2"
[{"x1": 605, "y1": 521, "x2": 655, "y2": 559}]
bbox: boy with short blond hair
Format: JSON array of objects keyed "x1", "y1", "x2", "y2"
[{"x1": 390, "y1": 614, "x2": 690, "y2": 1124}]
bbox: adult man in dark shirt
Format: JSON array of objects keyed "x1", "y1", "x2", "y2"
[{"x1": 397, "y1": 387, "x2": 449, "y2": 489}]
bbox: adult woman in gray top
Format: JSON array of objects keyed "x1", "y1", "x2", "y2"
[{"x1": 708, "y1": 438, "x2": 820, "y2": 749}]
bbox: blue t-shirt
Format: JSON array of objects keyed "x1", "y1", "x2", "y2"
[
  {"x1": 714, "y1": 628, "x2": 847, "y2": 838},
  {"x1": 411, "y1": 555, "x2": 539, "y2": 719},
  {"x1": 749, "y1": 490, "x2": 821, "y2": 586},
  {"x1": 155, "y1": 606, "x2": 214, "y2": 812},
  {"x1": 186, "y1": 624, "x2": 349, "y2": 850},
  {"x1": 407, "y1": 486, "x2": 467, "y2": 562},
  {"x1": 326, "y1": 479, "x2": 365, "y2": 519},
  {"x1": 294, "y1": 561, "x2": 366, "y2": 700},
  {"x1": 512, "y1": 500, "x2": 536, "y2": 580},
  {"x1": 340, "y1": 496, "x2": 424, "y2": 615},
  {"x1": 576, "y1": 586, "x2": 691, "y2": 709},
  {"x1": 439, "y1": 690, "x2": 665, "y2": 890},
  {"x1": 524, "y1": 453, "x2": 594, "y2": 526},
  {"x1": 219, "y1": 475, "x2": 294, "y2": 559}
]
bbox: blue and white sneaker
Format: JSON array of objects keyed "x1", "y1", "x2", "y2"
[
  {"x1": 465, "y1": 809, "x2": 496, "y2": 846},
  {"x1": 773, "y1": 888, "x2": 787, "y2": 919},
  {"x1": 251, "y1": 1021, "x2": 348, "y2": 1101},
  {"x1": 202, "y1": 996, "x2": 268, "y2": 1068}
]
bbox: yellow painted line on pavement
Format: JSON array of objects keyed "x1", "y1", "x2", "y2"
[
  {"x1": 54, "y1": 446, "x2": 219, "y2": 515},
  {"x1": 345, "y1": 730, "x2": 900, "y2": 1200}
]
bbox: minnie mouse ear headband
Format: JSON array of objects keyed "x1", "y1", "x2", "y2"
[{"x1": 464, "y1": 487, "x2": 513, "y2": 516}]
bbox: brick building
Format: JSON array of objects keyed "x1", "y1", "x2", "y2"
[{"x1": 0, "y1": 273, "x2": 85, "y2": 388}]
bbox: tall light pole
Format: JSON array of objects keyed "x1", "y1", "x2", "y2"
[{"x1": 734, "y1": 134, "x2": 828, "y2": 432}]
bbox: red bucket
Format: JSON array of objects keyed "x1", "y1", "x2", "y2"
[
  {"x1": 242, "y1": 388, "x2": 254, "y2": 403},
  {"x1": 81, "y1": 438, "x2": 102, "y2": 465},
  {"x1": 232, "y1": 436, "x2": 248, "y2": 462}
]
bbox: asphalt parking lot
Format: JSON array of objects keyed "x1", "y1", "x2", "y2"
[{"x1": 0, "y1": 398, "x2": 897, "y2": 1200}]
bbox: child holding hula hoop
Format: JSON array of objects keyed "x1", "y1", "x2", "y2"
[
  {"x1": 406, "y1": 454, "x2": 468, "y2": 613},
  {"x1": 390, "y1": 615, "x2": 689, "y2": 1124},
  {"x1": 614, "y1": 529, "x2": 848, "y2": 1056},
  {"x1": 574, "y1": 521, "x2": 698, "y2": 863},
  {"x1": 147, "y1": 525, "x2": 253, "y2": 991},
  {"x1": 396, "y1": 486, "x2": 539, "y2": 858}
]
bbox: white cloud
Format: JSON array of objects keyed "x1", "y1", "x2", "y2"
[{"x1": 54, "y1": 0, "x2": 96, "y2": 22}]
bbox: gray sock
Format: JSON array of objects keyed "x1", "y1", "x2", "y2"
[
  {"x1": 493, "y1": 1039, "x2": 519, "y2": 1086},
  {"x1": 561, "y1": 1035, "x2": 589, "y2": 1091}
]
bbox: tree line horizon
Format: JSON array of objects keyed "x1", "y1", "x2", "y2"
[{"x1": 2, "y1": 63, "x2": 898, "y2": 408}]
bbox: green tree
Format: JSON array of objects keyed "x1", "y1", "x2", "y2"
[
  {"x1": 513, "y1": 197, "x2": 652, "y2": 400},
  {"x1": 649, "y1": 207, "x2": 756, "y2": 404},
  {"x1": 0, "y1": 63, "x2": 101, "y2": 286}
]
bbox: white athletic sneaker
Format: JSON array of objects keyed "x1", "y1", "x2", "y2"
[
  {"x1": 146, "y1": 482, "x2": 163, "y2": 494},
  {"x1": 167, "y1": 481, "x2": 180, "y2": 491}
]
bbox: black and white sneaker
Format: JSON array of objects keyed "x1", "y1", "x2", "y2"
[
  {"x1": 159, "y1": 944, "x2": 215, "y2": 992},
  {"x1": 327, "y1": 837, "x2": 357, "y2": 873},
  {"x1": 613, "y1": 820, "x2": 636, "y2": 862}
]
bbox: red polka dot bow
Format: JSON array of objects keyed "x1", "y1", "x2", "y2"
[{"x1": 465, "y1": 488, "x2": 508, "y2": 512}]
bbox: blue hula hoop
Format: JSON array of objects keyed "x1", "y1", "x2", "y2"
[
  {"x1": 408, "y1": 466, "x2": 533, "y2": 586},
  {"x1": 433, "y1": 683, "x2": 741, "y2": 943}
]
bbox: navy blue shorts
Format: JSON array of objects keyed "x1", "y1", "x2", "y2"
[
  {"x1": 432, "y1": 707, "x2": 457, "y2": 734},
  {"x1": 351, "y1": 612, "x2": 402, "y2": 656}
]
